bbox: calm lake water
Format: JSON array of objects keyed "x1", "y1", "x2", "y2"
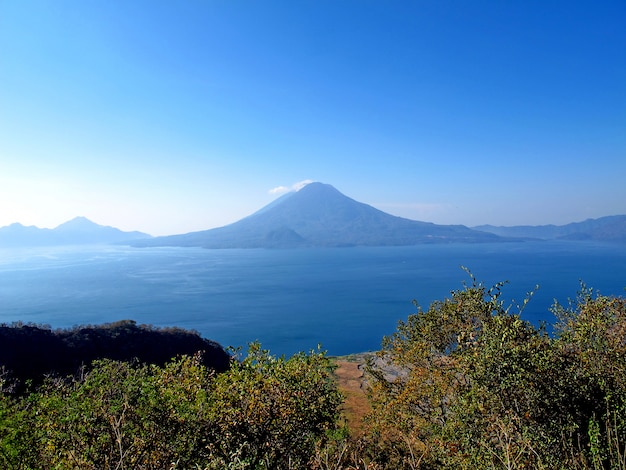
[{"x1": 0, "y1": 242, "x2": 625, "y2": 356}]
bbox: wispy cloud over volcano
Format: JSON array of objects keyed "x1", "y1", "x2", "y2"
[{"x1": 269, "y1": 180, "x2": 314, "y2": 195}]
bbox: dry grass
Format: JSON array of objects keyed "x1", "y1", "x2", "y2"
[{"x1": 333, "y1": 356, "x2": 372, "y2": 435}]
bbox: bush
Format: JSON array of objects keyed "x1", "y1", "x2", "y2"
[
  {"x1": 0, "y1": 345, "x2": 342, "y2": 469},
  {"x1": 365, "y1": 275, "x2": 626, "y2": 469}
]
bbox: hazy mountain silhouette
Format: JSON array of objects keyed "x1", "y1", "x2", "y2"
[
  {"x1": 474, "y1": 215, "x2": 626, "y2": 242},
  {"x1": 133, "y1": 182, "x2": 503, "y2": 248},
  {"x1": 0, "y1": 217, "x2": 151, "y2": 247}
]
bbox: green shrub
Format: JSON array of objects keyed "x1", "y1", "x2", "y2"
[
  {"x1": 365, "y1": 276, "x2": 626, "y2": 469},
  {"x1": 0, "y1": 345, "x2": 341, "y2": 469}
]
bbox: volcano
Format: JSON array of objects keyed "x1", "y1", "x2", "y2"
[{"x1": 134, "y1": 183, "x2": 503, "y2": 248}]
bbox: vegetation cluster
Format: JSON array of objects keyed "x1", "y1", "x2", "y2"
[
  {"x1": 0, "y1": 342, "x2": 341, "y2": 469},
  {"x1": 0, "y1": 320, "x2": 230, "y2": 393},
  {"x1": 362, "y1": 277, "x2": 626, "y2": 469},
  {"x1": 1, "y1": 276, "x2": 625, "y2": 469}
]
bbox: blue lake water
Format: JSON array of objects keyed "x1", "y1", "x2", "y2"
[{"x1": 0, "y1": 242, "x2": 625, "y2": 356}]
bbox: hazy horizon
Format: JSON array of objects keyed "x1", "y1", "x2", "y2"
[
  {"x1": 1, "y1": 184, "x2": 625, "y2": 239},
  {"x1": 2, "y1": 1, "x2": 625, "y2": 236}
]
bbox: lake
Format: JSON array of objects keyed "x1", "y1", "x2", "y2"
[{"x1": 0, "y1": 241, "x2": 625, "y2": 356}]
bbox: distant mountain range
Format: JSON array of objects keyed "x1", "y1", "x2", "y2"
[
  {"x1": 3, "y1": 184, "x2": 624, "y2": 248},
  {"x1": 473, "y1": 215, "x2": 626, "y2": 242},
  {"x1": 0, "y1": 217, "x2": 151, "y2": 247}
]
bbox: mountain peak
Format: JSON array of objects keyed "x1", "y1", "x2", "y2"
[
  {"x1": 297, "y1": 181, "x2": 330, "y2": 190},
  {"x1": 134, "y1": 183, "x2": 502, "y2": 248},
  {"x1": 55, "y1": 216, "x2": 101, "y2": 231},
  {"x1": 296, "y1": 182, "x2": 340, "y2": 195}
]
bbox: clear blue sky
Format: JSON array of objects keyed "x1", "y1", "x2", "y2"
[{"x1": 1, "y1": 0, "x2": 624, "y2": 236}]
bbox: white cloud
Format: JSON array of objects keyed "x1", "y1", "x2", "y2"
[
  {"x1": 269, "y1": 180, "x2": 314, "y2": 195},
  {"x1": 293, "y1": 179, "x2": 314, "y2": 191},
  {"x1": 269, "y1": 185, "x2": 290, "y2": 195}
]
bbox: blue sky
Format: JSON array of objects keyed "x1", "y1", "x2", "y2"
[{"x1": 1, "y1": 1, "x2": 624, "y2": 236}]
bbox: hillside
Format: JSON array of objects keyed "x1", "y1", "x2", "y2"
[
  {"x1": 473, "y1": 214, "x2": 626, "y2": 242},
  {"x1": 0, "y1": 320, "x2": 230, "y2": 393},
  {"x1": 133, "y1": 182, "x2": 503, "y2": 248}
]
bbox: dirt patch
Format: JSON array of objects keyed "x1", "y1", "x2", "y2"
[
  {"x1": 333, "y1": 356, "x2": 372, "y2": 434},
  {"x1": 333, "y1": 352, "x2": 408, "y2": 434}
]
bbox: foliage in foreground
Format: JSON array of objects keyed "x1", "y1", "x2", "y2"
[
  {"x1": 0, "y1": 345, "x2": 342, "y2": 469},
  {"x1": 1, "y1": 276, "x2": 625, "y2": 469},
  {"x1": 364, "y1": 276, "x2": 626, "y2": 469}
]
